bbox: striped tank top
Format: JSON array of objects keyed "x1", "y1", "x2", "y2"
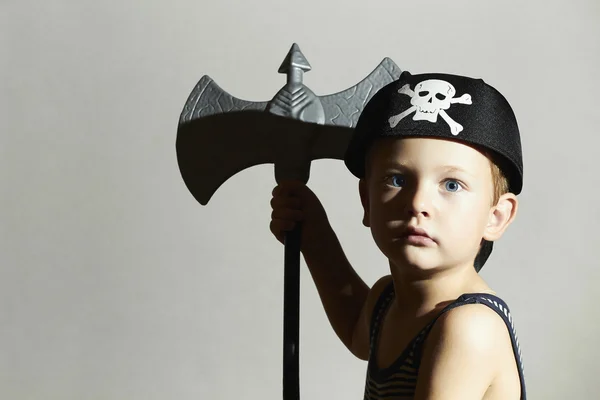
[{"x1": 363, "y1": 282, "x2": 526, "y2": 399}]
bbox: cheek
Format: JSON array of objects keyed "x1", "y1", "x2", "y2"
[
  {"x1": 367, "y1": 193, "x2": 400, "y2": 238},
  {"x1": 370, "y1": 190, "x2": 401, "y2": 221},
  {"x1": 443, "y1": 198, "x2": 490, "y2": 237}
]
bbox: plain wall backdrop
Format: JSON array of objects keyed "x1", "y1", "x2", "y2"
[{"x1": 2, "y1": 0, "x2": 599, "y2": 399}]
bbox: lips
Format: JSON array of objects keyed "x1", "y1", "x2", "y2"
[
  {"x1": 401, "y1": 226, "x2": 437, "y2": 245},
  {"x1": 399, "y1": 226, "x2": 437, "y2": 246},
  {"x1": 405, "y1": 226, "x2": 431, "y2": 239}
]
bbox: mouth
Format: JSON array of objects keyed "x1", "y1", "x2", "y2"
[
  {"x1": 402, "y1": 226, "x2": 436, "y2": 245},
  {"x1": 405, "y1": 226, "x2": 431, "y2": 238}
]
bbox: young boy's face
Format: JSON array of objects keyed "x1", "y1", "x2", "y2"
[{"x1": 359, "y1": 137, "x2": 515, "y2": 273}]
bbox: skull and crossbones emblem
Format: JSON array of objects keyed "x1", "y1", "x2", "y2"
[{"x1": 388, "y1": 79, "x2": 472, "y2": 135}]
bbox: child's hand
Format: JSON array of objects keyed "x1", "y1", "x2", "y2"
[{"x1": 269, "y1": 180, "x2": 332, "y2": 254}]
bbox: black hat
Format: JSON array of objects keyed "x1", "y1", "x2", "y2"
[{"x1": 344, "y1": 71, "x2": 523, "y2": 271}]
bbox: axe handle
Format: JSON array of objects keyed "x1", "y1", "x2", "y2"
[{"x1": 283, "y1": 223, "x2": 301, "y2": 400}]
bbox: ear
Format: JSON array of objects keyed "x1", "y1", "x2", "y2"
[
  {"x1": 483, "y1": 193, "x2": 518, "y2": 242},
  {"x1": 359, "y1": 178, "x2": 370, "y2": 227}
]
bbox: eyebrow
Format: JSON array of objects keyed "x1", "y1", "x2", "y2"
[
  {"x1": 435, "y1": 165, "x2": 474, "y2": 176},
  {"x1": 380, "y1": 163, "x2": 476, "y2": 177}
]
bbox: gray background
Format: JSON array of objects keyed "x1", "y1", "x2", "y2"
[{"x1": 2, "y1": 0, "x2": 598, "y2": 399}]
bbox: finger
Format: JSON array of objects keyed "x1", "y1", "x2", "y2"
[
  {"x1": 270, "y1": 219, "x2": 296, "y2": 239},
  {"x1": 278, "y1": 179, "x2": 305, "y2": 187},
  {"x1": 271, "y1": 208, "x2": 303, "y2": 222},
  {"x1": 269, "y1": 220, "x2": 284, "y2": 243},
  {"x1": 277, "y1": 180, "x2": 307, "y2": 196},
  {"x1": 270, "y1": 195, "x2": 302, "y2": 210}
]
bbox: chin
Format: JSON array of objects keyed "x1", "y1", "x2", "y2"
[
  {"x1": 375, "y1": 236, "x2": 454, "y2": 272},
  {"x1": 387, "y1": 246, "x2": 445, "y2": 272}
]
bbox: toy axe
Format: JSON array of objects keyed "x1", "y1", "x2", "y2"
[{"x1": 176, "y1": 43, "x2": 400, "y2": 399}]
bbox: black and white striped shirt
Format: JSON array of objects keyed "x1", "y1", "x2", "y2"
[{"x1": 363, "y1": 283, "x2": 526, "y2": 399}]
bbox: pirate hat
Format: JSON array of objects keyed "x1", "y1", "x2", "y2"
[{"x1": 344, "y1": 71, "x2": 523, "y2": 271}]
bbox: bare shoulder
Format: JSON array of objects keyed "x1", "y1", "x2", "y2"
[
  {"x1": 414, "y1": 304, "x2": 516, "y2": 400},
  {"x1": 367, "y1": 275, "x2": 394, "y2": 308},
  {"x1": 363, "y1": 275, "x2": 394, "y2": 325},
  {"x1": 350, "y1": 275, "x2": 393, "y2": 360},
  {"x1": 435, "y1": 303, "x2": 509, "y2": 345}
]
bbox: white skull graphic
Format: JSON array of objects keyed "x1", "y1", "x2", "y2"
[
  {"x1": 388, "y1": 79, "x2": 473, "y2": 135},
  {"x1": 411, "y1": 80, "x2": 456, "y2": 122}
]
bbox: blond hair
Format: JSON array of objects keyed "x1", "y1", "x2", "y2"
[{"x1": 484, "y1": 150, "x2": 510, "y2": 205}]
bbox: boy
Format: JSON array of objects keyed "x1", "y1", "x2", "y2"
[{"x1": 270, "y1": 71, "x2": 526, "y2": 399}]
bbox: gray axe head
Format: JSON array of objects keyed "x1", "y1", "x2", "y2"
[{"x1": 176, "y1": 43, "x2": 402, "y2": 205}]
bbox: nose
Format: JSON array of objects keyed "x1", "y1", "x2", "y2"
[{"x1": 404, "y1": 182, "x2": 432, "y2": 218}]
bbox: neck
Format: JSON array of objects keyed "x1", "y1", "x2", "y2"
[{"x1": 389, "y1": 260, "x2": 490, "y2": 316}]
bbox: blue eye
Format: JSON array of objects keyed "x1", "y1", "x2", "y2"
[
  {"x1": 390, "y1": 174, "x2": 405, "y2": 187},
  {"x1": 445, "y1": 180, "x2": 462, "y2": 192}
]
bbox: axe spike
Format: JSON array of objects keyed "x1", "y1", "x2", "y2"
[{"x1": 278, "y1": 43, "x2": 312, "y2": 74}]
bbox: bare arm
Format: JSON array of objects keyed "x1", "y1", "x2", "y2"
[
  {"x1": 301, "y1": 229, "x2": 393, "y2": 359},
  {"x1": 414, "y1": 304, "x2": 510, "y2": 400},
  {"x1": 270, "y1": 180, "x2": 387, "y2": 359}
]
